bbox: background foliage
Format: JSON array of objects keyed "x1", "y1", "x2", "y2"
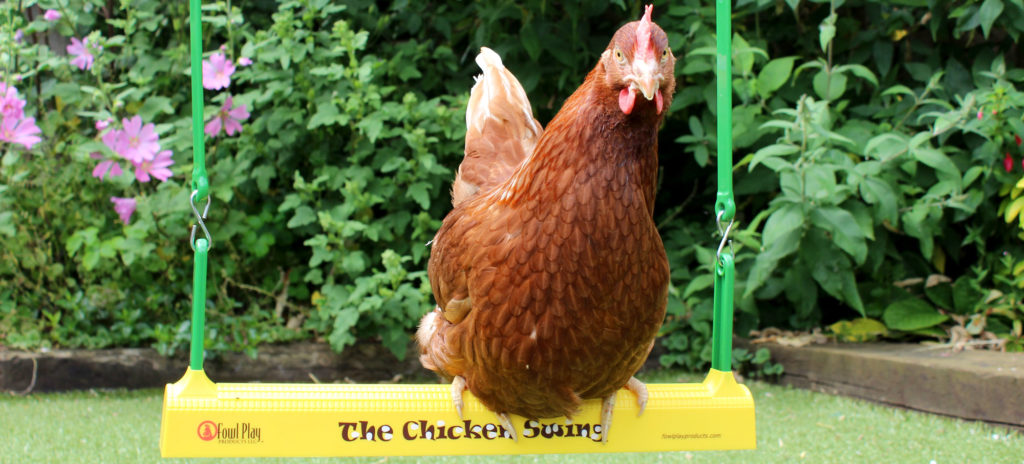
[{"x1": 3, "y1": 0, "x2": 1024, "y2": 373}]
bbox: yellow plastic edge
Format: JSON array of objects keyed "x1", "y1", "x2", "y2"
[{"x1": 160, "y1": 369, "x2": 755, "y2": 457}]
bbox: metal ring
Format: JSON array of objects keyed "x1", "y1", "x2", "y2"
[{"x1": 190, "y1": 190, "x2": 212, "y2": 252}]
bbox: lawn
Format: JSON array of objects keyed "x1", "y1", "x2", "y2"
[{"x1": 1, "y1": 370, "x2": 1021, "y2": 464}]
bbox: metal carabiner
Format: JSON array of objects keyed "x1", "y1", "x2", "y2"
[{"x1": 190, "y1": 190, "x2": 212, "y2": 252}]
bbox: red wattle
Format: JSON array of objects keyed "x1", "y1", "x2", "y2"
[
  {"x1": 619, "y1": 87, "x2": 636, "y2": 114},
  {"x1": 655, "y1": 90, "x2": 664, "y2": 114}
]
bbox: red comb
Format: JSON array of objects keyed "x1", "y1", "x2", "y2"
[{"x1": 635, "y1": 4, "x2": 655, "y2": 61}]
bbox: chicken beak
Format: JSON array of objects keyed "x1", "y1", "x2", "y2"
[{"x1": 633, "y1": 59, "x2": 660, "y2": 101}]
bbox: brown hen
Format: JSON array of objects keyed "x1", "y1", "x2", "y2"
[{"x1": 418, "y1": 5, "x2": 676, "y2": 442}]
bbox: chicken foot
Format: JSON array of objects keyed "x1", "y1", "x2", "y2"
[
  {"x1": 450, "y1": 375, "x2": 518, "y2": 442},
  {"x1": 599, "y1": 376, "x2": 648, "y2": 443}
]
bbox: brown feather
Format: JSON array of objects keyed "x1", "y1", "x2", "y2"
[{"x1": 420, "y1": 16, "x2": 677, "y2": 420}]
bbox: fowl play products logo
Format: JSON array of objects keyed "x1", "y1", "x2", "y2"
[
  {"x1": 337, "y1": 419, "x2": 606, "y2": 443},
  {"x1": 197, "y1": 420, "x2": 263, "y2": 444}
]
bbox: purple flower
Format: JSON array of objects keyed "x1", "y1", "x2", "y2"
[
  {"x1": 202, "y1": 52, "x2": 235, "y2": 90},
  {"x1": 205, "y1": 95, "x2": 250, "y2": 137},
  {"x1": 132, "y1": 150, "x2": 174, "y2": 183},
  {"x1": 0, "y1": 115, "x2": 42, "y2": 149},
  {"x1": 44, "y1": 9, "x2": 61, "y2": 21},
  {"x1": 91, "y1": 152, "x2": 123, "y2": 180},
  {"x1": 110, "y1": 197, "x2": 137, "y2": 225},
  {"x1": 67, "y1": 37, "x2": 97, "y2": 71},
  {"x1": 237, "y1": 57, "x2": 252, "y2": 67},
  {"x1": 0, "y1": 83, "x2": 26, "y2": 120},
  {"x1": 117, "y1": 115, "x2": 160, "y2": 164},
  {"x1": 14, "y1": 29, "x2": 23, "y2": 43}
]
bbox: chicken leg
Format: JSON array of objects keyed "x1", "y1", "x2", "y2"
[
  {"x1": 450, "y1": 375, "x2": 519, "y2": 441},
  {"x1": 599, "y1": 376, "x2": 648, "y2": 443}
]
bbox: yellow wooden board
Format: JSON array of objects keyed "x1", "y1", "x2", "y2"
[{"x1": 159, "y1": 369, "x2": 755, "y2": 457}]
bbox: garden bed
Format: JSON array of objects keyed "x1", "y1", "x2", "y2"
[
  {"x1": 0, "y1": 342, "x2": 431, "y2": 393},
  {"x1": 741, "y1": 340, "x2": 1024, "y2": 430}
]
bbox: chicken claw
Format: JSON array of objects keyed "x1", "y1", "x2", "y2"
[
  {"x1": 497, "y1": 412, "x2": 518, "y2": 442},
  {"x1": 599, "y1": 376, "x2": 649, "y2": 443},
  {"x1": 626, "y1": 376, "x2": 649, "y2": 416},
  {"x1": 451, "y1": 375, "x2": 467, "y2": 419}
]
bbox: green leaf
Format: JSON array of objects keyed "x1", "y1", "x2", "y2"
[
  {"x1": 287, "y1": 206, "x2": 317, "y2": 228},
  {"x1": 356, "y1": 113, "x2": 385, "y2": 143},
  {"x1": 757, "y1": 57, "x2": 796, "y2": 97},
  {"x1": 829, "y1": 318, "x2": 887, "y2": 342},
  {"x1": 978, "y1": 0, "x2": 1004, "y2": 39},
  {"x1": 750, "y1": 144, "x2": 799, "y2": 170},
  {"x1": 813, "y1": 70, "x2": 847, "y2": 100},
  {"x1": 0, "y1": 211, "x2": 13, "y2": 237},
  {"x1": 687, "y1": 116, "x2": 704, "y2": 138},
  {"x1": 520, "y1": 23, "x2": 541, "y2": 61},
  {"x1": 307, "y1": 102, "x2": 342, "y2": 129},
  {"x1": 860, "y1": 178, "x2": 898, "y2": 224},
  {"x1": 138, "y1": 97, "x2": 174, "y2": 121},
  {"x1": 818, "y1": 12, "x2": 837, "y2": 53},
  {"x1": 803, "y1": 165, "x2": 837, "y2": 202},
  {"x1": 951, "y1": 276, "x2": 979, "y2": 314},
  {"x1": 406, "y1": 182, "x2": 430, "y2": 209},
  {"x1": 763, "y1": 203, "x2": 804, "y2": 247},
  {"x1": 882, "y1": 298, "x2": 948, "y2": 331},
  {"x1": 809, "y1": 206, "x2": 867, "y2": 265},
  {"x1": 683, "y1": 274, "x2": 715, "y2": 299},
  {"x1": 913, "y1": 147, "x2": 960, "y2": 176},
  {"x1": 837, "y1": 64, "x2": 878, "y2": 87}
]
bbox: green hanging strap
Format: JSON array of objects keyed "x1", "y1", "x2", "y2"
[
  {"x1": 711, "y1": 0, "x2": 736, "y2": 372},
  {"x1": 187, "y1": 0, "x2": 211, "y2": 372}
]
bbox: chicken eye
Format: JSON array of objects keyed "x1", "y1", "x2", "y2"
[
  {"x1": 661, "y1": 48, "x2": 669, "y2": 62},
  {"x1": 614, "y1": 49, "x2": 627, "y2": 65}
]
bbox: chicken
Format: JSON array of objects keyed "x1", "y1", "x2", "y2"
[{"x1": 417, "y1": 5, "x2": 675, "y2": 442}]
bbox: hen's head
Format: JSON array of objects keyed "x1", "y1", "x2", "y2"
[{"x1": 602, "y1": 5, "x2": 676, "y2": 115}]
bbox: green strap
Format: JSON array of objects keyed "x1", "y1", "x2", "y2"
[
  {"x1": 189, "y1": 0, "x2": 209, "y2": 202},
  {"x1": 711, "y1": 0, "x2": 736, "y2": 372},
  {"x1": 190, "y1": 239, "x2": 209, "y2": 370},
  {"x1": 714, "y1": 0, "x2": 735, "y2": 223},
  {"x1": 188, "y1": 0, "x2": 208, "y2": 371}
]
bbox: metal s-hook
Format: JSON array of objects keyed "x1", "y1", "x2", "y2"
[
  {"x1": 715, "y1": 209, "x2": 734, "y2": 264},
  {"x1": 190, "y1": 190, "x2": 212, "y2": 252}
]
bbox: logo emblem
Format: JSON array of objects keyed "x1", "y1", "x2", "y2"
[{"x1": 197, "y1": 421, "x2": 219, "y2": 441}]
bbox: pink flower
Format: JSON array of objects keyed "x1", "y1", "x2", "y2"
[
  {"x1": 95, "y1": 118, "x2": 111, "y2": 131},
  {"x1": 0, "y1": 83, "x2": 26, "y2": 120},
  {"x1": 44, "y1": 9, "x2": 61, "y2": 21},
  {"x1": 90, "y1": 152, "x2": 123, "y2": 180},
  {"x1": 132, "y1": 150, "x2": 174, "y2": 182},
  {"x1": 977, "y1": 109, "x2": 983, "y2": 120},
  {"x1": 110, "y1": 197, "x2": 137, "y2": 225},
  {"x1": 205, "y1": 95, "x2": 250, "y2": 137},
  {"x1": 202, "y1": 52, "x2": 235, "y2": 90},
  {"x1": 0, "y1": 115, "x2": 42, "y2": 149},
  {"x1": 117, "y1": 116, "x2": 161, "y2": 163},
  {"x1": 237, "y1": 57, "x2": 252, "y2": 67},
  {"x1": 67, "y1": 37, "x2": 97, "y2": 71},
  {"x1": 1005, "y1": 153, "x2": 1014, "y2": 173}
]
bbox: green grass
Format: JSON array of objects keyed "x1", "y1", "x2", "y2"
[{"x1": 1, "y1": 370, "x2": 1021, "y2": 464}]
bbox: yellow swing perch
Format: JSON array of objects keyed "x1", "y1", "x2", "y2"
[{"x1": 159, "y1": 0, "x2": 754, "y2": 457}]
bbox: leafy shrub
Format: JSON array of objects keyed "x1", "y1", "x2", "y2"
[{"x1": 5, "y1": 0, "x2": 1024, "y2": 373}]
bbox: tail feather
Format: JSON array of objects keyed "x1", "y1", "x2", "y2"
[{"x1": 452, "y1": 47, "x2": 543, "y2": 206}]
